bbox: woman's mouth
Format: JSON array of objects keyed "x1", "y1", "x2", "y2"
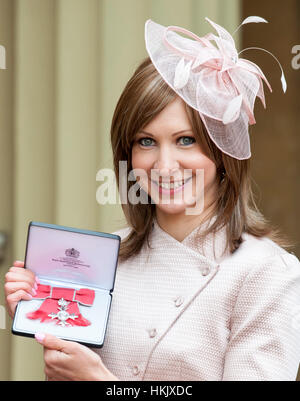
[{"x1": 151, "y1": 177, "x2": 193, "y2": 194}]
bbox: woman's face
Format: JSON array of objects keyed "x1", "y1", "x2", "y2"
[{"x1": 131, "y1": 96, "x2": 218, "y2": 218}]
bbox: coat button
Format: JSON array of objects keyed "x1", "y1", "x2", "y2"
[
  {"x1": 148, "y1": 328, "x2": 157, "y2": 338},
  {"x1": 201, "y1": 267, "x2": 210, "y2": 276},
  {"x1": 132, "y1": 365, "x2": 140, "y2": 376},
  {"x1": 174, "y1": 296, "x2": 184, "y2": 307}
]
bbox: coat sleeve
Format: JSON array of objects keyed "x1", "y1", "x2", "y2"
[{"x1": 222, "y1": 253, "x2": 300, "y2": 381}]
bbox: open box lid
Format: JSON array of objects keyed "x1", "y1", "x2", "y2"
[{"x1": 24, "y1": 222, "x2": 121, "y2": 292}]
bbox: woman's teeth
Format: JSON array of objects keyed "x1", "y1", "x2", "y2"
[
  {"x1": 157, "y1": 178, "x2": 191, "y2": 189},
  {"x1": 159, "y1": 181, "x2": 183, "y2": 189}
]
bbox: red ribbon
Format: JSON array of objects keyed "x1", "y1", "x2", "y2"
[{"x1": 26, "y1": 284, "x2": 95, "y2": 327}]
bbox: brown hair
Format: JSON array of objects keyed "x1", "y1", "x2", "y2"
[{"x1": 111, "y1": 57, "x2": 291, "y2": 262}]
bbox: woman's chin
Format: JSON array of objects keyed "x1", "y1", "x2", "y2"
[{"x1": 154, "y1": 201, "x2": 194, "y2": 216}]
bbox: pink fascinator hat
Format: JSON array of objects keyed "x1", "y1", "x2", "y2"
[{"x1": 145, "y1": 17, "x2": 286, "y2": 160}]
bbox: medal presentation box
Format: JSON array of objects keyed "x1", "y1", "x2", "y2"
[{"x1": 12, "y1": 221, "x2": 121, "y2": 348}]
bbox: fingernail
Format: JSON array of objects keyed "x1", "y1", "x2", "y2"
[
  {"x1": 33, "y1": 282, "x2": 38, "y2": 290},
  {"x1": 35, "y1": 333, "x2": 45, "y2": 343},
  {"x1": 31, "y1": 288, "x2": 37, "y2": 296}
]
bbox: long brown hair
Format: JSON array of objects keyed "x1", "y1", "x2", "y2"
[{"x1": 111, "y1": 57, "x2": 291, "y2": 262}]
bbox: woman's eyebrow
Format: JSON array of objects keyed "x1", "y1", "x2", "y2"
[{"x1": 138, "y1": 129, "x2": 193, "y2": 137}]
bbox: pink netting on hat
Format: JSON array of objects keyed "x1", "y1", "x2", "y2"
[{"x1": 144, "y1": 18, "x2": 278, "y2": 160}]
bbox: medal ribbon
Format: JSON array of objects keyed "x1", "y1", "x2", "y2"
[{"x1": 26, "y1": 284, "x2": 95, "y2": 326}]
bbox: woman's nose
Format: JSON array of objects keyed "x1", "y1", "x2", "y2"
[{"x1": 153, "y1": 147, "x2": 180, "y2": 176}]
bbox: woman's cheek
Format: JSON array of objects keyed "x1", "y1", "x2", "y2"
[
  {"x1": 204, "y1": 160, "x2": 217, "y2": 186},
  {"x1": 131, "y1": 151, "x2": 151, "y2": 193},
  {"x1": 132, "y1": 146, "x2": 150, "y2": 170},
  {"x1": 188, "y1": 158, "x2": 217, "y2": 202}
]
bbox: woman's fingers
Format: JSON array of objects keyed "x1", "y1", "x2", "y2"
[
  {"x1": 4, "y1": 281, "x2": 37, "y2": 296},
  {"x1": 8, "y1": 265, "x2": 34, "y2": 276},
  {"x1": 13, "y1": 260, "x2": 24, "y2": 268},
  {"x1": 5, "y1": 269, "x2": 37, "y2": 286},
  {"x1": 6, "y1": 289, "x2": 33, "y2": 303},
  {"x1": 5, "y1": 289, "x2": 34, "y2": 318},
  {"x1": 5, "y1": 261, "x2": 39, "y2": 318},
  {"x1": 8, "y1": 261, "x2": 36, "y2": 283}
]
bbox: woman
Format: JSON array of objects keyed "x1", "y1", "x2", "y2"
[{"x1": 5, "y1": 17, "x2": 300, "y2": 381}]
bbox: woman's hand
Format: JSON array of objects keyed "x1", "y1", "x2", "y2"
[
  {"x1": 35, "y1": 333, "x2": 119, "y2": 381},
  {"x1": 4, "y1": 260, "x2": 38, "y2": 318}
]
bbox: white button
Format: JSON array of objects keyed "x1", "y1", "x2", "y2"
[
  {"x1": 149, "y1": 328, "x2": 157, "y2": 338},
  {"x1": 201, "y1": 267, "x2": 210, "y2": 276},
  {"x1": 174, "y1": 296, "x2": 184, "y2": 307},
  {"x1": 132, "y1": 365, "x2": 140, "y2": 376}
]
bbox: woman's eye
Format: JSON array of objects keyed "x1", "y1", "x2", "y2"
[
  {"x1": 178, "y1": 136, "x2": 196, "y2": 146},
  {"x1": 139, "y1": 138, "x2": 154, "y2": 146},
  {"x1": 137, "y1": 136, "x2": 195, "y2": 147}
]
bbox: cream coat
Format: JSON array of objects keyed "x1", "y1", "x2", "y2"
[{"x1": 95, "y1": 218, "x2": 300, "y2": 381}]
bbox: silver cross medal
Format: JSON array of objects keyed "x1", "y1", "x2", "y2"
[{"x1": 48, "y1": 298, "x2": 78, "y2": 327}]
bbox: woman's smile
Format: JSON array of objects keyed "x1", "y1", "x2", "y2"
[{"x1": 150, "y1": 176, "x2": 193, "y2": 195}]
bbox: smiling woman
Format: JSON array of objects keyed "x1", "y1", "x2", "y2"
[
  {"x1": 5, "y1": 15, "x2": 300, "y2": 382},
  {"x1": 111, "y1": 57, "x2": 289, "y2": 261},
  {"x1": 103, "y1": 41, "x2": 300, "y2": 380}
]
